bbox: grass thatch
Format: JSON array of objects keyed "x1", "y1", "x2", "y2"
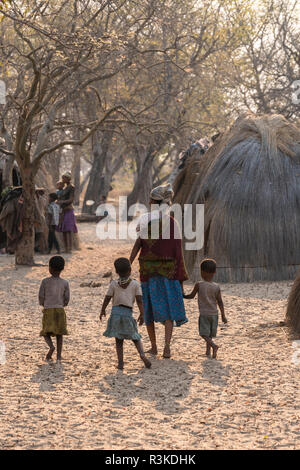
[
  {"x1": 174, "y1": 113, "x2": 300, "y2": 282},
  {"x1": 286, "y1": 272, "x2": 300, "y2": 338}
]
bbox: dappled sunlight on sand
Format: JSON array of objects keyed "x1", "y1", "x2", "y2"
[{"x1": 0, "y1": 223, "x2": 299, "y2": 450}]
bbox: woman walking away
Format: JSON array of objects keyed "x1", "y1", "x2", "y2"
[
  {"x1": 130, "y1": 183, "x2": 188, "y2": 359},
  {"x1": 100, "y1": 258, "x2": 151, "y2": 370},
  {"x1": 56, "y1": 172, "x2": 78, "y2": 253},
  {"x1": 39, "y1": 256, "x2": 70, "y2": 362}
]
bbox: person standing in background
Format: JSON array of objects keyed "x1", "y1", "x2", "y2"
[
  {"x1": 56, "y1": 172, "x2": 78, "y2": 253},
  {"x1": 47, "y1": 193, "x2": 60, "y2": 254}
]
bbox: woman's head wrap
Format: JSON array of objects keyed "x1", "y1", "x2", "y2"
[{"x1": 150, "y1": 183, "x2": 174, "y2": 204}]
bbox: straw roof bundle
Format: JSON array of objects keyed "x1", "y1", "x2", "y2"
[
  {"x1": 173, "y1": 113, "x2": 300, "y2": 282},
  {"x1": 173, "y1": 147, "x2": 204, "y2": 206},
  {"x1": 286, "y1": 273, "x2": 300, "y2": 338}
]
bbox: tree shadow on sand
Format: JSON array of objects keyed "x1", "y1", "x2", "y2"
[
  {"x1": 201, "y1": 358, "x2": 230, "y2": 387},
  {"x1": 100, "y1": 358, "x2": 194, "y2": 415},
  {"x1": 30, "y1": 362, "x2": 65, "y2": 392}
]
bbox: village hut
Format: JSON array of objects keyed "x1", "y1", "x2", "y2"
[
  {"x1": 173, "y1": 113, "x2": 300, "y2": 282},
  {"x1": 0, "y1": 154, "x2": 21, "y2": 195}
]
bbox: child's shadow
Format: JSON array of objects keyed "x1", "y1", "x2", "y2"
[
  {"x1": 100, "y1": 359, "x2": 194, "y2": 415},
  {"x1": 201, "y1": 359, "x2": 230, "y2": 387},
  {"x1": 30, "y1": 362, "x2": 65, "y2": 392}
]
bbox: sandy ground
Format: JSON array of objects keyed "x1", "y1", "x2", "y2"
[{"x1": 0, "y1": 222, "x2": 299, "y2": 450}]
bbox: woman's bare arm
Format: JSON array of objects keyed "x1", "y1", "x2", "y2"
[
  {"x1": 130, "y1": 237, "x2": 142, "y2": 264},
  {"x1": 136, "y1": 295, "x2": 144, "y2": 325}
]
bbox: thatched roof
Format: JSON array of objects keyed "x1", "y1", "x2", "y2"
[
  {"x1": 173, "y1": 113, "x2": 300, "y2": 282},
  {"x1": 286, "y1": 274, "x2": 300, "y2": 339},
  {"x1": 0, "y1": 153, "x2": 8, "y2": 171}
]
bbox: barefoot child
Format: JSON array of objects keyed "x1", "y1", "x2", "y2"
[
  {"x1": 100, "y1": 258, "x2": 151, "y2": 370},
  {"x1": 183, "y1": 259, "x2": 227, "y2": 359},
  {"x1": 39, "y1": 256, "x2": 70, "y2": 361}
]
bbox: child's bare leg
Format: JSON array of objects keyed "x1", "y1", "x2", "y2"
[
  {"x1": 44, "y1": 335, "x2": 55, "y2": 360},
  {"x1": 56, "y1": 335, "x2": 63, "y2": 361},
  {"x1": 115, "y1": 338, "x2": 124, "y2": 369},
  {"x1": 146, "y1": 322, "x2": 158, "y2": 355},
  {"x1": 206, "y1": 344, "x2": 212, "y2": 357},
  {"x1": 201, "y1": 335, "x2": 219, "y2": 358},
  {"x1": 163, "y1": 320, "x2": 173, "y2": 358},
  {"x1": 132, "y1": 340, "x2": 151, "y2": 368}
]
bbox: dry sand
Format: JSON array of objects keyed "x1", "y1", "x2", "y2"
[{"x1": 0, "y1": 222, "x2": 299, "y2": 450}]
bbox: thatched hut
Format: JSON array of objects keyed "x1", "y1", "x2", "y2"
[
  {"x1": 286, "y1": 274, "x2": 300, "y2": 338},
  {"x1": 173, "y1": 113, "x2": 300, "y2": 282},
  {"x1": 0, "y1": 154, "x2": 21, "y2": 194}
]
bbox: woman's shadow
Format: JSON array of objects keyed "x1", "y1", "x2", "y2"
[
  {"x1": 30, "y1": 362, "x2": 65, "y2": 392},
  {"x1": 100, "y1": 358, "x2": 194, "y2": 415}
]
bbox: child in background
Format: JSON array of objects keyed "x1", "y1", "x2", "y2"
[
  {"x1": 56, "y1": 181, "x2": 65, "y2": 198},
  {"x1": 47, "y1": 193, "x2": 60, "y2": 254},
  {"x1": 39, "y1": 256, "x2": 70, "y2": 361},
  {"x1": 100, "y1": 258, "x2": 151, "y2": 370},
  {"x1": 183, "y1": 259, "x2": 227, "y2": 359},
  {"x1": 56, "y1": 181, "x2": 64, "y2": 228}
]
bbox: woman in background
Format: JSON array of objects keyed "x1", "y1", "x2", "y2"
[{"x1": 57, "y1": 172, "x2": 78, "y2": 253}]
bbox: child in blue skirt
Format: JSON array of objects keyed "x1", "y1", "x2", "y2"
[{"x1": 100, "y1": 258, "x2": 151, "y2": 370}]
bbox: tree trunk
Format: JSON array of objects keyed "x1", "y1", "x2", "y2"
[
  {"x1": 15, "y1": 168, "x2": 35, "y2": 265},
  {"x1": 43, "y1": 150, "x2": 61, "y2": 188},
  {"x1": 72, "y1": 148, "x2": 81, "y2": 206},
  {"x1": 74, "y1": 159, "x2": 81, "y2": 206},
  {"x1": 127, "y1": 146, "x2": 155, "y2": 209},
  {"x1": 101, "y1": 152, "x2": 124, "y2": 199},
  {"x1": 80, "y1": 169, "x2": 91, "y2": 193},
  {"x1": 82, "y1": 128, "x2": 114, "y2": 214}
]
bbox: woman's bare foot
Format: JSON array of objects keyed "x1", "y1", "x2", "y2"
[
  {"x1": 146, "y1": 347, "x2": 158, "y2": 355},
  {"x1": 141, "y1": 355, "x2": 151, "y2": 368},
  {"x1": 46, "y1": 346, "x2": 55, "y2": 361},
  {"x1": 212, "y1": 344, "x2": 219, "y2": 359},
  {"x1": 163, "y1": 345, "x2": 171, "y2": 358},
  {"x1": 206, "y1": 346, "x2": 211, "y2": 357}
]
